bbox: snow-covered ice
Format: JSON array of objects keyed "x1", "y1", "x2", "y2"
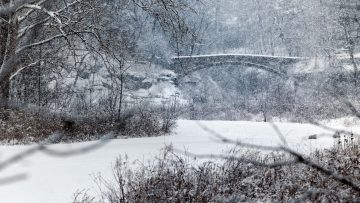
[{"x1": 0, "y1": 120, "x2": 356, "y2": 203}]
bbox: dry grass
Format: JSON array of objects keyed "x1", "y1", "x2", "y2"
[
  {"x1": 0, "y1": 106, "x2": 176, "y2": 144},
  {"x1": 0, "y1": 108, "x2": 62, "y2": 143}
]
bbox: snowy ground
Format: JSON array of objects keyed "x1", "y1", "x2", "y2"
[{"x1": 0, "y1": 120, "x2": 357, "y2": 203}]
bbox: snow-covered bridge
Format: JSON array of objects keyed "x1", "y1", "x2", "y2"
[{"x1": 170, "y1": 54, "x2": 307, "y2": 77}]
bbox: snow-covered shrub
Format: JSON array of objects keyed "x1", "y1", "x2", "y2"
[
  {"x1": 115, "y1": 102, "x2": 178, "y2": 137},
  {"x1": 0, "y1": 108, "x2": 63, "y2": 144},
  {"x1": 0, "y1": 98, "x2": 178, "y2": 144},
  {"x1": 75, "y1": 142, "x2": 360, "y2": 202}
]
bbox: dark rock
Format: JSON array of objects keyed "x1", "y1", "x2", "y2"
[
  {"x1": 308, "y1": 134, "x2": 317, "y2": 139},
  {"x1": 332, "y1": 132, "x2": 340, "y2": 138}
]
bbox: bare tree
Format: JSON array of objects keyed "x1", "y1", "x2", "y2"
[{"x1": 0, "y1": 0, "x2": 102, "y2": 109}]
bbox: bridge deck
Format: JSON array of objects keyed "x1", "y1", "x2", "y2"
[{"x1": 171, "y1": 54, "x2": 307, "y2": 60}]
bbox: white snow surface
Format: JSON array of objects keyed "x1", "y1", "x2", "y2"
[{"x1": 0, "y1": 120, "x2": 356, "y2": 203}]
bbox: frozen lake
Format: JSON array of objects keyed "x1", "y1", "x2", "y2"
[{"x1": 0, "y1": 120, "x2": 353, "y2": 203}]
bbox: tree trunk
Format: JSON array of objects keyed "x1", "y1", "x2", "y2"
[
  {"x1": 0, "y1": 3, "x2": 18, "y2": 108},
  {"x1": 349, "y1": 48, "x2": 358, "y2": 87},
  {"x1": 117, "y1": 74, "x2": 124, "y2": 121},
  {"x1": 0, "y1": 80, "x2": 9, "y2": 108}
]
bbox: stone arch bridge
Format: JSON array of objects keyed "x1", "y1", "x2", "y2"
[{"x1": 170, "y1": 54, "x2": 308, "y2": 78}]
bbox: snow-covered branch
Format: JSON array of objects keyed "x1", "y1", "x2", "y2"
[{"x1": 15, "y1": 33, "x2": 67, "y2": 54}]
